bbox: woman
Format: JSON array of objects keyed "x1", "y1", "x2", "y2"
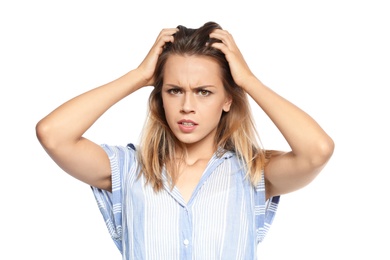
[{"x1": 36, "y1": 21, "x2": 334, "y2": 259}]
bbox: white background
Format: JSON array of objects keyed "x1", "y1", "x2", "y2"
[{"x1": 1, "y1": 0, "x2": 389, "y2": 259}]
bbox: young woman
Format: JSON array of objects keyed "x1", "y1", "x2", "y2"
[{"x1": 36, "y1": 21, "x2": 334, "y2": 259}]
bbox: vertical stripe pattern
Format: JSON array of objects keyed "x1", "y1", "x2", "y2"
[{"x1": 91, "y1": 144, "x2": 280, "y2": 260}]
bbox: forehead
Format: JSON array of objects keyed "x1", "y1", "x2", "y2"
[{"x1": 163, "y1": 55, "x2": 223, "y2": 85}]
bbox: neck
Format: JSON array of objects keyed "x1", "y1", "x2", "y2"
[{"x1": 176, "y1": 141, "x2": 216, "y2": 166}]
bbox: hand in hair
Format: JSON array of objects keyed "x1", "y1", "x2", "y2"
[
  {"x1": 211, "y1": 27, "x2": 334, "y2": 198},
  {"x1": 209, "y1": 29, "x2": 255, "y2": 91},
  {"x1": 137, "y1": 28, "x2": 179, "y2": 87}
]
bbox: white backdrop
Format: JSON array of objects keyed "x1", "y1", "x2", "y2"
[{"x1": 1, "y1": 0, "x2": 389, "y2": 259}]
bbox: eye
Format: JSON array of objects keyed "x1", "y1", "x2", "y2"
[
  {"x1": 198, "y1": 89, "x2": 211, "y2": 96},
  {"x1": 168, "y1": 88, "x2": 182, "y2": 95}
]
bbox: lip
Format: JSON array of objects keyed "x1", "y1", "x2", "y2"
[{"x1": 177, "y1": 119, "x2": 198, "y2": 133}]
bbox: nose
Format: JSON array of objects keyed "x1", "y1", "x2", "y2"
[{"x1": 181, "y1": 92, "x2": 195, "y2": 113}]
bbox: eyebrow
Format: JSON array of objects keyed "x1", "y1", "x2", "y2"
[{"x1": 164, "y1": 84, "x2": 217, "y2": 90}]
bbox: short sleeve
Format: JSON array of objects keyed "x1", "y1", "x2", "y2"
[
  {"x1": 255, "y1": 172, "x2": 280, "y2": 244},
  {"x1": 90, "y1": 144, "x2": 136, "y2": 252}
]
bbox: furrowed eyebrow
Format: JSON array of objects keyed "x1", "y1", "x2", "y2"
[
  {"x1": 164, "y1": 84, "x2": 183, "y2": 89},
  {"x1": 164, "y1": 84, "x2": 216, "y2": 89},
  {"x1": 192, "y1": 85, "x2": 216, "y2": 90}
]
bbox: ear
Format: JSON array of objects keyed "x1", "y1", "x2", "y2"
[{"x1": 223, "y1": 96, "x2": 232, "y2": 112}]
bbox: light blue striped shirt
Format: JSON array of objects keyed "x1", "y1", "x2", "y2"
[{"x1": 92, "y1": 143, "x2": 279, "y2": 260}]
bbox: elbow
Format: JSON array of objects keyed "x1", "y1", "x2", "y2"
[
  {"x1": 310, "y1": 135, "x2": 335, "y2": 168},
  {"x1": 36, "y1": 119, "x2": 58, "y2": 151}
]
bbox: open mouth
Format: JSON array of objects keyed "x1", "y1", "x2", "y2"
[
  {"x1": 180, "y1": 122, "x2": 195, "y2": 126},
  {"x1": 178, "y1": 120, "x2": 198, "y2": 132}
]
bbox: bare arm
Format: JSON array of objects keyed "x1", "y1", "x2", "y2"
[
  {"x1": 210, "y1": 29, "x2": 335, "y2": 199},
  {"x1": 36, "y1": 28, "x2": 178, "y2": 191}
]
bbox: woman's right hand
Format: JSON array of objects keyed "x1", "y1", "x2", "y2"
[
  {"x1": 36, "y1": 27, "x2": 178, "y2": 192},
  {"x1": 136, "y1": 28, "x2": 178, "y2": 86}
]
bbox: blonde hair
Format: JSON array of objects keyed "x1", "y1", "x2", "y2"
[{"x1": 138, "y1": 22, "x2": 267, "y2": 191}]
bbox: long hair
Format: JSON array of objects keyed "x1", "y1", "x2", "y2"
[{"x1": 138, "y1": 21, "x2": 266, "y2": 191}]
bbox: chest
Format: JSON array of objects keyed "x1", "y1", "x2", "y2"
[
  {"x1": 175, "y1": 161, "x2": 208, "y2": 203},
  {"x1": 125, "y1": 170, "x2": 256, "y2": 259}
]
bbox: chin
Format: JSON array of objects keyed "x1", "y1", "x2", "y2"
[
  {"x1": 176, "y1": 137, "x2": 200, "y2": 145},
  {"x1": 173, "y1": 133, "x2": 202, "y2": 145}
]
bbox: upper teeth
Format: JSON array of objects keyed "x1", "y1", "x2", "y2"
[{"x1": 182, "y1": 122, "x2": 194, "y2": 126}]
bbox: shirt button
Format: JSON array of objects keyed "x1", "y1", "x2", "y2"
[{"x1": 183, "y1": 239, "x2": 189, "y2": 246}]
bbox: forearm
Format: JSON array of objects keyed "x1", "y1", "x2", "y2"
[
  {"x1": 36, "y1": 69, "x2": 146, "y2": 148},
  {"x1": 244, "y1": 76, "x2": 334, "y2": 164}
]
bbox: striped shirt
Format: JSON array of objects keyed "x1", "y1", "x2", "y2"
[{"x1": 91, "y1": 143, "x2": 279, "y2": 260}]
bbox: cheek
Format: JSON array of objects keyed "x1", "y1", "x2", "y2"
[
  {"x1": 162, "y1": 100, "x2": 176, "y2": 120},
  {"x1": 209, "y1": 98, "x2": 226, "y2": 111},
  {"x1": 201, "y1": 104, "x2": 224, "y2": 120},
  {"x1": 161, "y1": 95, "x2": 170, "y2": 110}
]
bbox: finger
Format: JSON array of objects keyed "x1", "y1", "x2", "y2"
[
  {"x1": 152, "y1": 28, "x2": 179, "y2": 54},
  {"x1": 209, "y1": 29, "x2": 235, "y2": 48},
  {"x1": 156, "y1": 28, "x2": 179, "y2": 42},
  {"x1": 210, "y1": 42, "x2": 229, "y2": 54}
]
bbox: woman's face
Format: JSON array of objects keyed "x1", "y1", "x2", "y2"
[{"x1": 161, "y1": 55, "x2": 232, "y2": 148}]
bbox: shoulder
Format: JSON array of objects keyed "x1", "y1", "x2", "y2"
[
  {"x1": 100, "y1": 143, "x2": 139, "y2": 169},
  {"x1": 101, "y1": 143, "x2": 137, "y2": 154}
]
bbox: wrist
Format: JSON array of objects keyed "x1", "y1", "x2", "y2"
[{"x1": 239, "y1": 74, "x2": 262, "y2": 93}]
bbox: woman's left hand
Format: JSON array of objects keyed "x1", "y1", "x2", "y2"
[{"x1": 209, "y1": 29, "x2": 255, "y2": 90}]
